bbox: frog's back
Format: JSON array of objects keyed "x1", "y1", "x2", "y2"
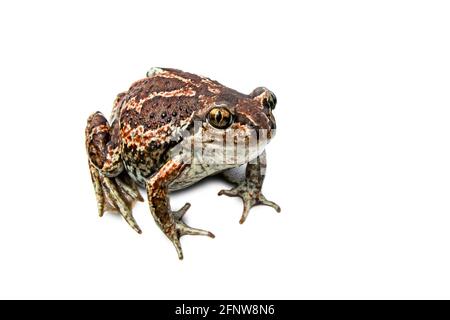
[
  {"x1": 113, "y1": 68, "x2": 213, "y2": 185},
  {"x1": 118, "y1": 68, "x2": 246, "y2": 131}
]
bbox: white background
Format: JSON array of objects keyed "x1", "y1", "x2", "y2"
[{"x1": 0, "y1": 0, "x2": 449, "y2": 299}]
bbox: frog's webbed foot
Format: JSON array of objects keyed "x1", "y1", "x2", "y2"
[
  {"x1": 89, "y1": 162, "x2": 143, "y2": 234},
  {"x1": 168, "y1": 203, "x2": 215, "y2": 260},
  {"x1": 219, "y1": 152, "x2": 281, "y2": 224},
  {"x1": 218, "y1": 182, "x2": 281, "y2": 224}
]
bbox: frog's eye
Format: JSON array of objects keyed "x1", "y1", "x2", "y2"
[
  {"x1": 262, "y1": 92, "x2": 277, "y2": 110},
  {"x1": 207, "y1": 107, "x2": 233, "y2": 129}
]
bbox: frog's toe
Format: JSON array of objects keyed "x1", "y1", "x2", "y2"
[
  {"x1": 175, "y1": 204, "x2": 215, "y2": 238},
  {"x1": 238, "y1": 195, "x2": 281, "y2": 224},
  {"x1": 172, "y1": 202, "x2": 191, "y2": 221},
  {"x1": 169, "y1": 223, "x2": 215, "y2": 260},
  {"x1": 171, "y1": 237, "x2": 184, "y2": 260},
  {"x1": 176, "y1": 220, "x2": 215, "y2": 238},
  {"x1": 219, "y1": 184, "x2": 281, "y2": 224},
  {"x1": 166, "y1": 204, "x2": 215, "y2": 260},
  {"x1": 257, "y1": 194, "x2": 281, "y2": 213},
  {"x1": 123, "y1": 212, "x2": 142, "y2": 234},
  {"x1": 89, "y1": 162, "x2": 107, "y2": 217},
  {"x1": 218, "y1": 188, "x2": 239, "y2": 197},
  {"x1": 99, "y1": 174, "x2": 143, "y2": 234}
]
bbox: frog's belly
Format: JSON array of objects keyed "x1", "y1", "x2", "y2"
[
  {"x1": 168, "y1": 163, "x2": 236, "y2": 191},
  {"x1": 123, "y1": 160, "x2": 238, "y2": 190}
]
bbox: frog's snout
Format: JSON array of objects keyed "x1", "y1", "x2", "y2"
[
  {"x1": 266, "y1": 117, "x2": 276, "y2": 140},
  {"x1": 267, "y1": 109, "x2": 277, "y2": 131},
  {"x1": 252, "y1": 111, "x2": 276, "y2": 141},
  {"x1": 247, "y1": 87, "x2": 277, "y2": 138}
]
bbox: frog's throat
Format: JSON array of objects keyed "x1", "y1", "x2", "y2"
[{"x1": 170, "y1": 124, "x2": 271, "y2": 167}]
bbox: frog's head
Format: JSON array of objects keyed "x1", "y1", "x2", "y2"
[
  {"x1": 204, "y1": 86, "x2": 276, "y2": 137},
  {"x1": 186, "y1": 87, "x2": 277, "y2": 166}
]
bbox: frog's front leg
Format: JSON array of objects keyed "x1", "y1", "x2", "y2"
[
  {"x1": 219, "y1": 151, "x2": 281, "y2": 224},
  {"x1": 146, "y1": 159, "x2": 215, "y2": 260},
  {"x1": 85, "y1": 112, "x2": 143, "y2": 233}
]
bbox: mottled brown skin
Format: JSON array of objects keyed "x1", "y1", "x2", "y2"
[{"x1": 85, "y1": 67, "x2": 280, "y2": 259}]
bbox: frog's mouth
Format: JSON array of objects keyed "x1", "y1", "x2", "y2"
[
  {"x1": 203, "y1": 123, "x2": 272, "y2": 166},
  {"x1": 253, "y1": 124, "x2": 276, "y2": 141}
]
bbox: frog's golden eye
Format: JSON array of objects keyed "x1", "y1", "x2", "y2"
[{"x1": 207, "y1": 107, "x2": 233, "y2": 129}]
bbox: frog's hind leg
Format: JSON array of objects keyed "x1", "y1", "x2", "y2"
[
  {"x1": 218, "y1": 151, "x2": 281, "y2": 224},
  {"x1": 85, "y1": 112, "x2": 143, "y2": 234}
]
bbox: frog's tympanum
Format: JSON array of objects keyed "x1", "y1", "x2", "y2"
[{"x1": 85, "y1": 68, "x2": 280, "y2": 259}]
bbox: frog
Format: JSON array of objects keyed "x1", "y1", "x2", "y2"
[{"x1": 85, "y1": 67, "x2": 281, "y2": 259}]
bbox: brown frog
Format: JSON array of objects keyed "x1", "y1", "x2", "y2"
[{"x1": 85, "y1": 67, "x2": 280, "y2": 259}]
